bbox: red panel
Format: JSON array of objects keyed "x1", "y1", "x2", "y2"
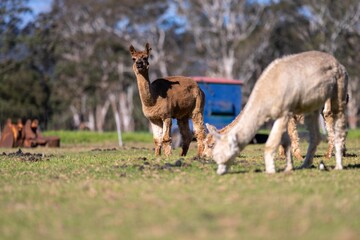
[{"x1": 192, "y1": 76, "x2": 243, "y2": 85}]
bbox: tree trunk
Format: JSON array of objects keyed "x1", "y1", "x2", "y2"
[
  {"x1": 119, "y1": 86, "x2": 135, "y2": 132},
  {"x1": 88, "y1": 111, "x2": 95, "y2": 131},
  {"x1": 347, "y1": 93, "x2": 358, "y2": 129},
  {"x1": 95, "y1": 100, "x2": 110, "y2": 132},
  {"x1": 223, "y1": 50, "x2": 235, "y2": 79},
  {"x1": 70, "y1": 105, "x2": 81, "y2": 129},
  {"x1": 109, "y1": 94, "x2": 123, "y2": 147}
]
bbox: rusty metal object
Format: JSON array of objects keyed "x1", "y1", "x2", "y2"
[
  {"x1": 0, "y1": 123, "x2": 15, "y2": 148},
  {"x1": 1, "y1": 119, "x2": 60, "y2": 148}
]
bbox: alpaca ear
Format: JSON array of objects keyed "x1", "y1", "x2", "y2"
[
  {"x1": 206, "y1": 123, "x2": 218, "y2": 133},
  {"x1": 145, "y1": 43, "x2": 152, "y2": 54},
  {"x1": 206, "y1": 123, "x2": 220, "y2": 139},
  {"x1": 129, "y1": 45, "x2": 136, "y2": 55}
]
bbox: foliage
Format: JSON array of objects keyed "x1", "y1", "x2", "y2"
[
  {"x1": 0, "y1": 61, "x2": 49, "y2": 121},
  {"x1": 0, "y1": 0, "x2": 54, "y2": 126},
  {"x1": 0, "y1": 0, "x2": 359, "y2": 130}
]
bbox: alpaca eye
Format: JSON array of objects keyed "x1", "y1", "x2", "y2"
[
  {"x1": 132, "y1": 58, "x2": 136, "y2": 62},
  {"x1": 143, "y1": 57, "x2": 148, "y2": 62}
]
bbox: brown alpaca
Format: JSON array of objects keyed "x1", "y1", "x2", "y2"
[{"x1": 129, "y1": 43, "x2": 206, "y2": 157}]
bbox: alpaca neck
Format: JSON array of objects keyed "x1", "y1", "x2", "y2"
[
  {"x1": 229, "y1": 94, "x2": 270, "y2": 150},
  {"x1": 135, "y1": 71, "x2": 154, "y2": 107}
]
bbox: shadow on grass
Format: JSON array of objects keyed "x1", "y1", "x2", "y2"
[
  {"x1": 226, "y1": 170, "x2": 248, "y2": 175},
  {"x1": 312, "y1": 152, "x2": 358, "y2": 159},
  {"x1": 345, "y1": 164, "x2": 360, "y2": 169},
  {"x1": 344, "y1": 153, "x2": 358, "y2": 157}
]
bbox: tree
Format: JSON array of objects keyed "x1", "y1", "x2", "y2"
[
  {"x1": 174, "y1": 0, "x2": 278, "y2": 105},
  {"x1": 175, "y1": 0, "x2": 269, "y2": 79},
  {"x1": 50, "y1": 0, "x2": 184, "y2": 132},
  {"x1": 0, "y1": 0, "x2": 52, "y2": 127},
  {"x1": 303, "y1": 0, "x2": 360, "y2": 129},
  {"x1": 270, "y1": 0, "x2": 360, "y2": 128}
]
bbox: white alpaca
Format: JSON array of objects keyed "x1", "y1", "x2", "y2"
[{"x1": 208, "y1": 51, "x2": 348, "y2": 175}]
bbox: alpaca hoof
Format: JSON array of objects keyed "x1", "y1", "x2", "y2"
[
  {"x1": 298, "y1": 165, "x2": 306, "y2": 169},
  {"x1": 180, "y1": 149, "x2": 188, "y2": 156},
  {"x1": 284, "y1": 166, "x2": 293, "y2": 172},
  {"x1": 334, "y1": 165, "x2": 343, "y2": 170},
  {"x1": 278, "y1": 148, "x2": 285, "y2": 158},
  {"x1": 163, "y1": 145, "x2": 172, "y2": 156},
  {"x1": 265, "y1": 164, "x2": 276, "y2": 174},
  {"x1": 293, "y1": 150, "x2": 303, "y2": 161},
  {"x1": 180, "y1": 147, "x2": 189, "y2": 156},
  {"x1": 217, "y1": 164, "x2": 228, "y2": 175}
]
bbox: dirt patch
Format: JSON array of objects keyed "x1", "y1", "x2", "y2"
[
  {"x1": 190, "y1": 156, "x2": 213, "y2": 164},
  {"x1": 1, "y1": 148, "x2": 52, "y2": 162},
  {"x1": 91, "y1": 148, "x2": 117, "y2": 152},
  {"x1": 117, "y1": 158, "x2": 192, "y2": 174}
]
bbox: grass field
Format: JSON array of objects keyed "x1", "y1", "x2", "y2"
[{"x1": 1, "y1": 130, "x2": 360, "y2": 240}]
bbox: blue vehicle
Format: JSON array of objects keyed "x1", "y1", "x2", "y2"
[{"x1": 172, "y1": 76, "x2": 243, "y2": 148}]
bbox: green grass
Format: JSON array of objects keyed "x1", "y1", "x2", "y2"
[
  {"x1": 347, "y1": 128, "x2": 360, "y2": 139},
  {"x1": 1, "y1": 130, "x2": 360, "y2": 240},
  {"x1": 43, "y1": 131, "x2": 153, "y2": 145}
]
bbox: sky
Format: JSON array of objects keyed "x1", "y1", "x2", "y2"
[
  {"x1": 22, "y1": 0, "x2": 53, "y2": 24},
  {"x1": 23, "y1": 0, "x2": 276, "y2": 28},
  {"x1": 28, "y1": 0, "x2": 52, "y2": 14}
]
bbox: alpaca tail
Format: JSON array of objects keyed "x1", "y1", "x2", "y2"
[
  {"x1": 196, "y1": 88, "x2": 206, "y2": 114},
  {"x1": 336, "y1": 64, "x2": 349, "y2": 113},
  {"x1": 193, "y1": 88, "x2": 206, "y2": 156}
]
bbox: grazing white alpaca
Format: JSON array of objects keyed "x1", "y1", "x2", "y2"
[{"x1": 208, "y1": 51, "x2": 348, "y2": 175}]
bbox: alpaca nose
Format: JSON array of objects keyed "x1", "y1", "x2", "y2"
[{"x1": 136, "y1": 60, "x2": 143, "y2": 68}]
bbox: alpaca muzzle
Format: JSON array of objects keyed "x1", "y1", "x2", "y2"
[{"x1": 136, "y1": 61, "x2": 144, "y2": 69}]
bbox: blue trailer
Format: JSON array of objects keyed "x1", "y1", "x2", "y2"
[{"x1": 172, "y1": 76, "x2": 243, "y2": 148}]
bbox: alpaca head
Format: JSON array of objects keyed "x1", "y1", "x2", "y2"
[
  {"x1": 202, "y1": 124, "x2": 218, "y2": 158},
  {"x1": 206, "y1": 123, "x2": 239, "y2": 175},
  {"x1": 129, "y1": 43, "x2": 152, "y2": 74}
]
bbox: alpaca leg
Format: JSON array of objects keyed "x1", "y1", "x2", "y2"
[
  {"x1": 192, "y1": 89, "x2": 206, "y2": 157},
  {"x1": 333, "y1": 111, "x2": 347, "y2": 170},
  {"x1": 288, "y1": 115, "x2": 303, "y2": 160},
  {"x1": 177, "y1": 118, "x2": 192, "y2": 156},
  {"x1": 300, "y1": 112, "x2": 321, "y2": 168},
  {"x1": 334, "y1": 112, "x2": 346, "y2": 170},
  {"x1": 334, "y1": 67, "x2": 348, "y2": 167},
  {"x1": 278, "y1": 145, "x2": 285, "y2": 158},
  {"x1": 264, "y1": 116, "x2": 289, "y2": 174},
  {"x1": 150, "y1": 121, "x2": 163, "y2": 156},
  {"x1": 161, "y1": 118, "x2": 172, "y2": 156},
  {"x1": 192, "y1": 112, "x2": 206, "y2": 157},
  {"x1": 332, "y1": 96, "x2": 347, "y2": 170},
  {"x1": 322, "y1": 100, "x2": 335, "y2": 159},
  {"x1": 280, "y1": 131, "x2": 293, "y2": 172}
]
